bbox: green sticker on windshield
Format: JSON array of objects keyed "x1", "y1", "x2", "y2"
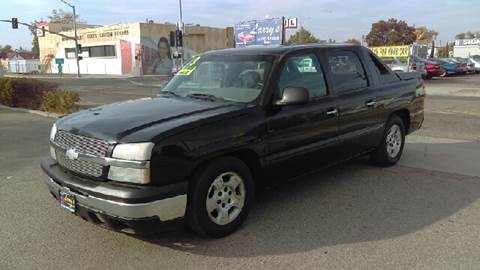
[{"x1": 177, "y1": 56, "x2": 201, "y2": 76}]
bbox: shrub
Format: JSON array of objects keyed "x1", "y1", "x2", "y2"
[
  {"x1": 0, "y1": 78, "x2": 79, "y2": 114},
  {"x1": 41, "y1": 89, "x2": 80, "y2": 114},
  {"x1": 0, "y1": 78, "x2": 14, "y2": 106}
]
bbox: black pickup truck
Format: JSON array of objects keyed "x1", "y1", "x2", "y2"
[{"x1": 41, "y1": 44, "x2": 425, "y2": 237}]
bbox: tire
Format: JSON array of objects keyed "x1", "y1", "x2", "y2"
[
  {"x1": 185, "y1": 157, "x2": 254, "y2": 238},
  {"x1": 370, "y1": 115, "x2": 405, "y2": 167}
]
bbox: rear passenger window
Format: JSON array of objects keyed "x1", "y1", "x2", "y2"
[
  {"x1": 327, "y1": 50, "x2": 368, "y2": 93},
  {"x1": 278, "y1": 53, "x2": 328, "y2": 99},
  {"x1": 369, "y1": 53, "x2": 399, "y2": 84}
]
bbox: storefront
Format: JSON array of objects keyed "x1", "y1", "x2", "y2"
[
  {"x1": 453, "y1": 39, "x2": 480, "y2": 58},
  {"x1": 38, "y1": 22, "x2": 234, "y2": 76}
]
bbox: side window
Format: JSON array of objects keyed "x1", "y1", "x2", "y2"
[
  {"x1": 278, "y1": 53, "x2": 328, "y2": 99},
  {"x1": 327, "y1": 50, "x2": 368, "y2": 93},
  {"x1": 369, "y1": 53, "x2": 399, "y2": 84}
]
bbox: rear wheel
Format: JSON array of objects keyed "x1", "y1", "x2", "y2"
[
  {"x1": 371, "y1": 115, "x2": 405, "y2": 167},
  {"x1": 186, "y1": 157, "x2": 254, "y2": 238}
]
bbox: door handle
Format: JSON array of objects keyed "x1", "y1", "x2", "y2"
[
  {"x1": 326, "y1": 108, "x2": 338, "y2": 117},
  {"x1": 365, "y1": 100, "x2": 376, "y2": 107}
]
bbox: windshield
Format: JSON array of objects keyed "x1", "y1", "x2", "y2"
[{"x1": 162, "y1": 55, "x2": 274, "y2": 103}]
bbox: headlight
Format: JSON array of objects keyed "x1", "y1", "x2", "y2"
[
  {"x1": 112, "y1": 142, "x2": 154, "y2": 161},
  {"x1": 49, "y1": 123, "x2": 57, "y2": 160},
  {"x1": 109, "y1": 142, "x2": 154, "y2": 184},
  {"x1": 50, "y1": 123, "x2": 57, "y2": 142}
]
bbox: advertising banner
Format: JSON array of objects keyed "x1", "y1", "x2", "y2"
[
  {"x1": 234, "y1": 18, "x2": 283, "y2": 47},
  {"x1": 369, "y1": 45, "x2": 410, "y2": 58}
]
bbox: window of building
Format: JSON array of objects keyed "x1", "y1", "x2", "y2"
[
  {"x1": 65, "y1": 48, "x2": 76, "y2": 59},
  {"x1": 89, "y1": 45, "x2": 116, "y2": 57},
  {"x1": 65, "y1": 45, "x2": 116, "y2": 59},
  {"x1": 327, "y1": 50, "x2": 368, "y2": 93}
]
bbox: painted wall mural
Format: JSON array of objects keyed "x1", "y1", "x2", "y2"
[{"x1": 141, "y1": 37, "x2": 173, "y2": 75}]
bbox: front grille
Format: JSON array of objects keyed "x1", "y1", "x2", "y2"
[
  {"x1": 55, "y1": 130, "x2": 109, "y2": 156},
  {"x1": 56, "y1": 150, "x2": 104, "y2": 177},
  {"x1": 54, "y1": 130, "x2": 109, "y2": 177}
]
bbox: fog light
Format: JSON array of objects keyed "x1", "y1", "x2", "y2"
[{"x1": 108, "y1": 166, "x2": 150, "y2": 184}]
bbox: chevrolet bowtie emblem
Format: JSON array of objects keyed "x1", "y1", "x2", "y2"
[{"x1": 66, "y1": 148, "x2": 79, "y2": 160}]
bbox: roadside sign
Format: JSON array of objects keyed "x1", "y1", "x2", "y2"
[
  {"x1": 35, "y1": 22, "x2": 48, "y2": 37},
  {"x1": 284, "y1": 17, "x2": 298, "y2": 29},
  {"x1": 55, "y1": 58, "x2": 64, "y2": 65},
  {"x1": 369, "y1": 45, "x2": 410, "y2": 58},
  {"x1": 36, "y1": 27, "x2": 45, "y2": 37},
  {"x1": 234, "y1": 18, "x2": 283, "y2": 47}
]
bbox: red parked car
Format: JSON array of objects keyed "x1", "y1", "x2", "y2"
[{"x1": 417, "y1": 58, "x2": 445, "y2": 79}]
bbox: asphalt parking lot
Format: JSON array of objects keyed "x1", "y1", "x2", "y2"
[{"x1": 1, "y1": 75, "x2": 480, "y2": 269}]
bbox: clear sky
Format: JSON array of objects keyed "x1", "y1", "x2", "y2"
[{"x1": 1, "y1": 0, "x2": 479, "y2": 50}]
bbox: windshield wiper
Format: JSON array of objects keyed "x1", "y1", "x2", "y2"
[
  {"x1": 186, "y1": 92, "x2": 226, "y2": 102},
  {"x1": 159, "y1": 90, "x2": 179, "y2": 97}
]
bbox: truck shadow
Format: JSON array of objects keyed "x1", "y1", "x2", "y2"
[{"x1": 140, "y1": 141, "x2": 480, "y2": 257}]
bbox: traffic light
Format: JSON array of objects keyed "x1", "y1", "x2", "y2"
[
  {"x1": 169, "y1": 31, "x2": 175, "y2": 47},
  {"x1": 78, "y1": 56, "x2": 83, "y2": 61},
  {"x1": 175, "y1": 30, "x2": 183, "y2": 47},
  {"x1": 12, "y1": 18, "x2": 18, "y2": 29},
  {"x1": 76, "y1": 44, "x2": 82, "y2": 52}
]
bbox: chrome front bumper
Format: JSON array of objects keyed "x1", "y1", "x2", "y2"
[{"x1": 43, "y1": 177, "x2": 187, "y2": 221}]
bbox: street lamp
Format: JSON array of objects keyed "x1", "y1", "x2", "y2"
[{"x1": 60, "y1": 0, "x2": 80, "y2": 78}]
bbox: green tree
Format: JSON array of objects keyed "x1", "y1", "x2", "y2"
[
  {"x1": 437, "y1": 42, "x2": 452, "y2": 58},
  {"x1": 0, "y1": 45, "x2": 13, "y2": 52},
  {"x1": 28, "y1": 21, "x2": 41, "y2": 58},
  {"x1": 366, "y1": 18, "x2": 416, "y2": 46},
  {"x1": 455, "y1": 31, "x2": 480, "y2": 39},
  {"x1": 287, "y1": 27, "x2": 319, "y2": 45},
  {"x1": 345, "y1": 38, "x2": 361, "y2": 45},
  {"x1": 48, "y1": 9, "x2": 83, "y2": 24}
]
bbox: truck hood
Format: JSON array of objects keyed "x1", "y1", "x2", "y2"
[{"x1": 56, "y1": 95, "x2": 244, "y2": 143}]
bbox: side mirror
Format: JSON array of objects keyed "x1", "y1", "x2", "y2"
[{"x1": 275, "y1": 87, "x2": 309, "y2": 106}]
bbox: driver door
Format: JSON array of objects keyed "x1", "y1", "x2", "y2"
[{"x1": 265, "y1": 51, "x2": 340, "y2": 171}]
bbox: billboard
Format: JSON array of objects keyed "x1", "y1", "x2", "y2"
[
  {"x1": 455, "y1": 39, "x2": 480, "y2": 46},
  {"x1": 234, "y1": 18, "x2": 283, "y2": 47},
  {"x1": 369, "y1": 45, "x2": 410, "y2": 58}
]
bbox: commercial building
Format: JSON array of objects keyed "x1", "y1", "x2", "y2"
[
  {"x1": 453, "y1": 39, "x2": 480, "y2": 57},
  {"x1": 38, "y1": 22, "x2": 234, "y2": 76}
]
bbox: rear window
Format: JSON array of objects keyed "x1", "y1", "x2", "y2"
[
  {"x1": 327, "y1": 50, "x2": 368, "y2": 93},
  {"x1": 369, "y1": 53, "x2": 399, "y2": 84}
]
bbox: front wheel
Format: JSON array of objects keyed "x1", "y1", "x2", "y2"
[
  {"x1": 186, "y1": 157, "x2": 254, "y2": 238},
  {"x1": 370, "y1": 115, "x2": 405, "y2": 167}
]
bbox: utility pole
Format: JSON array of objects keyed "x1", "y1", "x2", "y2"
[
  {"x1": 61, "y1": 0, "x2": 81, "y2": 78},
  {"x1": 178, "y1": 0, "x2": 184, "y2": 67}
]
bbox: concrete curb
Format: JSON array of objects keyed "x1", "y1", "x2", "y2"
[{"x1": 0, "y1": 104, "x2": 63, "y2": 118}]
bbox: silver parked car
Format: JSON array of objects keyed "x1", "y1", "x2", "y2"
[
  {"x1": 468, "y1": 55, "x2": 480, "y2": 73},
  {"x1": 380, "y1": 56, "x2": 427, "y2": 78}
]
